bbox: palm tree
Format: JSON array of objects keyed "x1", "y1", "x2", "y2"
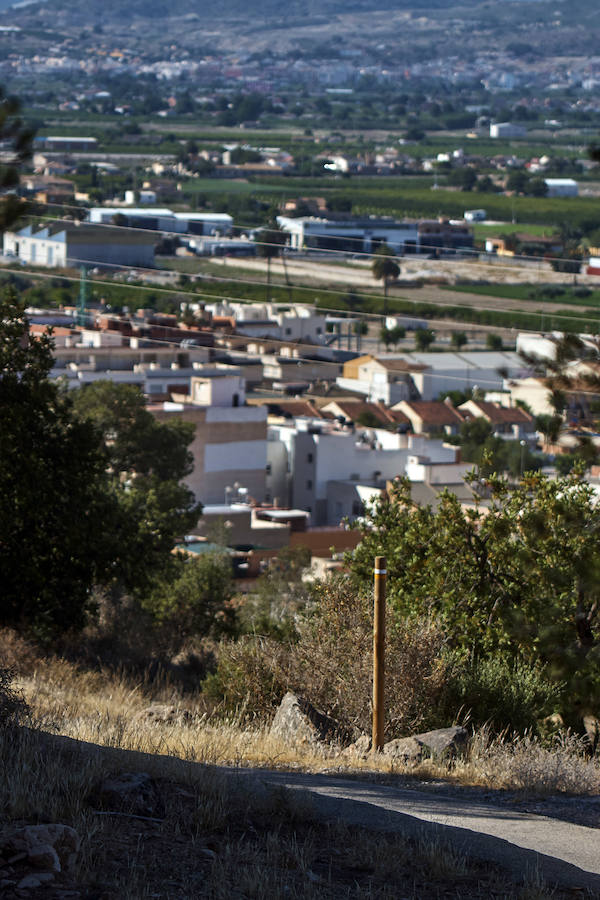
[
  {"x1": 256, "y1": 224, "x2": 288, "y2": 301},
  {"x1": 371, "y1": 244, "x2": 400, "y2": 316}
]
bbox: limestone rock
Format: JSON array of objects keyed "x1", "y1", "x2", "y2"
[
  {"x1": 270, "y1": 692, "x2": 352, "y2": 748},
  {"x1": 344, "y1": 734, "x2": 372, "y2": 758},
  {"x1": 3, "y1": 824, "x2": 80, "y2": 875},
  {"x1": 383, "y1": 726, "x2": 469, "y2": 762},
  {"x1": 415, "y1": 726, "x2": 469, "y2": 758},
  {"x1": 383, "y1": 736, "x2": 423, "y2": 762},
  {"x1": 94, "y1": 771, "x2": 163, "y2": 817}
]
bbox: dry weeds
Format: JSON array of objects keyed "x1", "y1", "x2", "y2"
[
  {"x1": 12, "y1": 654, "x2": 599, "y2": 796},
  {"x1": 1, "y1": 643, "x2": 598, "y2": 897}
]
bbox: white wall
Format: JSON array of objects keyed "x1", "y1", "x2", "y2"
[
  {"x1": 192, "y1": 375, "x2": 245, "y2": 407},
  {"x1": 204, "y1": 440, "x2": 266, "y2": 473}
]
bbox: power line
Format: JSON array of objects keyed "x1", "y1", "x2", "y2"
[{"x1": 5, "y1": 259, "x2": 600, "y2": 332}]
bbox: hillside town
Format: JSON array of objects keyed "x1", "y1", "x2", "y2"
[{"x1": 3, "y1": 2, "x2": 600, "y2": 896}]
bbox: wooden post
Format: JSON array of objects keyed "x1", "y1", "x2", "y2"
[{"x1": 372, "y1": 555, "x2": 386, "y2": 752}]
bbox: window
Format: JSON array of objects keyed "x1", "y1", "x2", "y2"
[
  {"x1": 285, "y1": 328, "x2": 292, "y2": 335},
  {"x1": 306, "y1": 479, "x2": 313, "y2": 490},
  {"x1": 307, "y1": 453, "x2": 313, "y2": 463},
  {"x1": 265, "y1": 463, "x2": 272, "y2": 475}
]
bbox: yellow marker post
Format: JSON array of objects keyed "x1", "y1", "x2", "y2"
[{"x1": 372, "y1": 555, "x2": 386, "y2": 752}]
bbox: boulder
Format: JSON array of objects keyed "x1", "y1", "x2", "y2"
[
  {"x1": 343, "y1": 734, "x2": 372, "y2": 758},
  {"x1": 382, "y1": 726, "x2": 469, "y2": 762},
  {"x1": 93, "y1": 771, "x2": 163, "y2": 817},
  {"x1": 383, "y1": 736, "x2": 423, "y2": 762},
  {"x1": 415, "y1": 726, "x2": 469, "y2": 758},
  {"x1": 270, "y1": 692, "x2": 352, "y2": 749},
  {"x1": 18, "y1": 872, "x2": 56, "y2": 889},
  {"x1": 2, "y1": 824, "x2": 80, "y2": 875}
]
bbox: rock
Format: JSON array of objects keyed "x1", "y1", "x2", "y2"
[
  {"x1": 94, "y1": 771, "x2": 164, "y2": 817},
  {"x1": 382, "y1": 726, "x2": 469, "y2": 762},
  {"x1": 133, "y1": 704, "x2": 192, "y2": 726},
  {"x1": 415, "y1": 726, "x2": 469, "y2": 758},
  {"x1": 270, "y1": 692, "x2": 352, "y2": 749},
  {"x1": 383, "y1": 736, "x2": 423, "y2": 762},
  {"x1": 18, "y1": 872, "x2": 55, "y2": 889},
  {"x1": 344, "y1": 734, "x2": 372, "y2": 758},
  {"x1": 2, "y1": 824, "x2": 80, "y2": 875}
]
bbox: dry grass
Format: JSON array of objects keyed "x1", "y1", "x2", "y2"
[
  {"x1": 9, "y1": 650, "x2": 600, "y2": 793},
  {"x1": 1, "y1": 646, "x2": 596, "y2": 897},
  {"x1": 0, "y1": 723, "x2": 563, "y2": 899}
]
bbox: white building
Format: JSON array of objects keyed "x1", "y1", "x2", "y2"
[
  {"x1": 337, "y1": 352, "x2": 525, "y2": 403},
  {"x1": 337, "y1": 355, "x2": 428, "y2": 405},
  {"x1": 544, "y1": 178, "x2": 578, "y2": 198},
  {"x1": 88, "y1": 208, "x2": 233, "y2": 236},
  {"x1": 154, "y1": 403, "x2": 268, "y2": 506},
  {"x1": 276, "y1": 215, "x2": 419, "y2": 254},
  {"x1": 188, "y1": 368, "x2": 246, "y2": 407},
  {"x1": 4, "y1": 222, "x2": 156, "y2": 269},
  {"x1": 204, "y1": 301, "x2": 327, "y2": 344},
  {"x1": 490, "y1": 123, "x2": 527, "y2": 139},
  {"x1": 267, "y1": 418, "x2": 457, "y2": 524}
]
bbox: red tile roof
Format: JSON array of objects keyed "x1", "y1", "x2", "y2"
[{"x1": 402, "y1": 401, "x2": 465, "y2": 426}]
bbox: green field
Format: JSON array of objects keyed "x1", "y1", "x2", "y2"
[
  {"x1": 443, "y1": 283, "x2": 600, "y2": 308},
  {"x1": 472, "y1": 223, "x2": 558, "y2": 238}
]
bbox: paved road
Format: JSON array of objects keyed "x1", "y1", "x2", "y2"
[
  {"x1": 40, "y1": 732, "x2": 600, "y2": 893},
  {"x1": 233, "y1": 770, "x2": 600, "y2": 893}
]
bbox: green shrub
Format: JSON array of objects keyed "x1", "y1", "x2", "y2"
[{"x1": 442, "y1": 655, "x2": 563, "y2": 734}]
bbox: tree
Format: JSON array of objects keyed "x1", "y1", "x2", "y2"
[
  {"x1": 535, "y1": 413, "x2": 563, "y2": 451},
  {"x1": 0, "y1": 292, "x2": 115, "y2": 638},
  {"x1": 486, "y1": 333, "x2": 503, "y2": 351},
  {"x1": 72, "y1": 382, "x2": 201, "y2": 594},
  {"x1": 450, "y1": 331, "x2": 467, "y2": 350},
  {"x1": 255, "y1": 224, "x2": 287, "y2": 299},
  {"x1": 0, "y1": 88, "x2": 34, "y2": 231},
  {"x1": 239, "y1": 546, "x2": 313, "y2": 640},
  {"x1": 144, "y1": 552, "x2": 235, "y2": 642},
  {"x1": 414, "y1": 328, "x2": 435, "y2": 351},
  {"x1": 347, "y1": 472, "x2": 600, "y2": 722},
  {"x1": 371, "y1": 243, "x2": 400, "y2": 313}
]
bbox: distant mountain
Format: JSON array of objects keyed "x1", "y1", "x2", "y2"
[{"x1": 3, "y1": 0, "x2": 598, "y2": 59}]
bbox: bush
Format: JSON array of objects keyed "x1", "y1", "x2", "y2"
[
  {"x1": 206, "y1": 578, "x2": 450, "y2": 738},
  {"x1": 441, "y1": 655, "x2": 563, "y2": 735},
  {"x1": 0, "y1": 666, "x2": 28, "y2": 729}
]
